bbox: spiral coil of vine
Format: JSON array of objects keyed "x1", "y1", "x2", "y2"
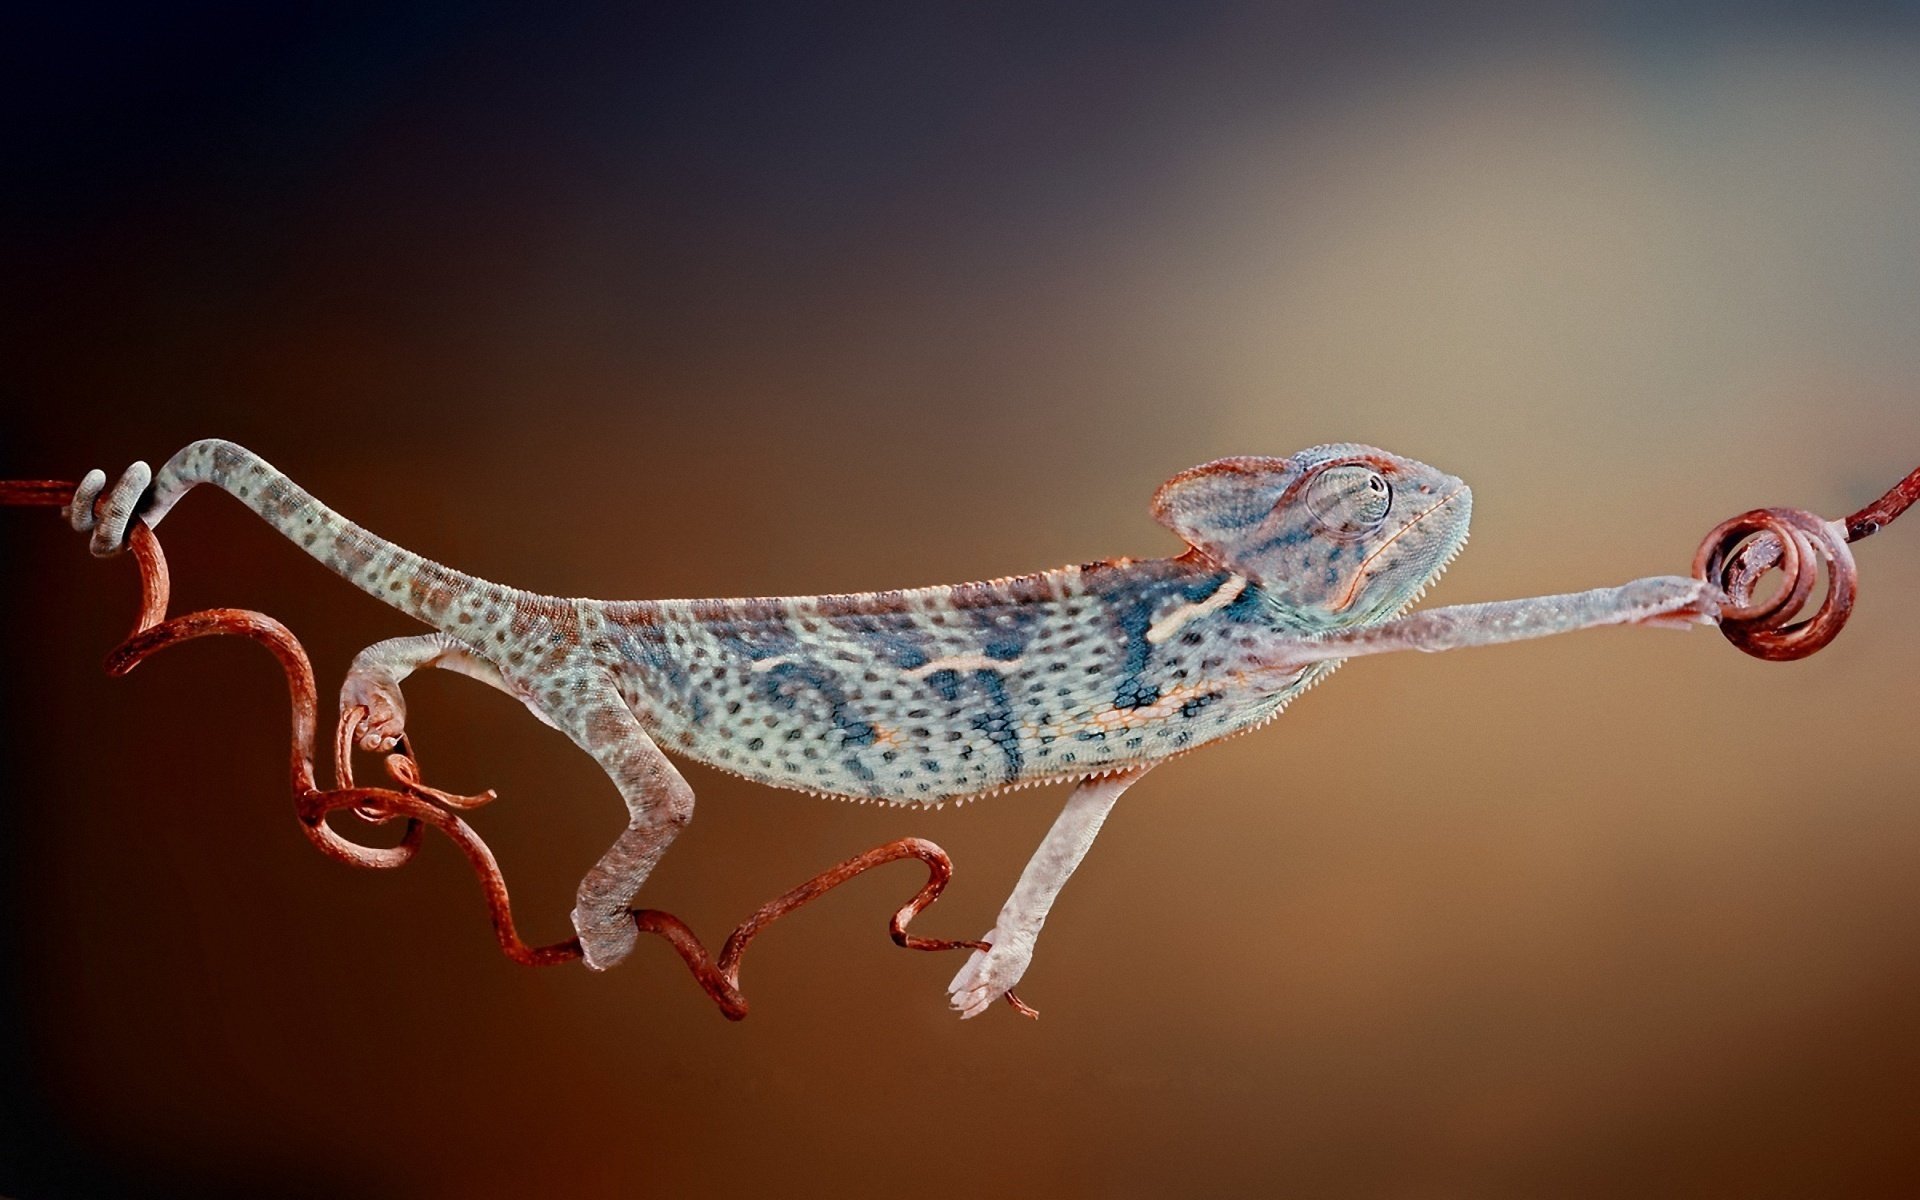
[{"x1": 1690, "y1": 465, "x2": 1920, "y2": 661}]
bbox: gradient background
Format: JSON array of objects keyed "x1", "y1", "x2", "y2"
[{"x1": 4, "y1": 4, "x2": 1920, "y2": 1196}]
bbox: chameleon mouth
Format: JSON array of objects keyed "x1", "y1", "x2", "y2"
[
  {"x1": 1389, "y1": 519, "x2": 1468, "y2": 617},
  {"x1": 1332, "y1": 484, "x2": 1469, "y2": 614}
]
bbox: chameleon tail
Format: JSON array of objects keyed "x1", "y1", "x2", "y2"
[{"x1": 74, "y1": 439, "x2": 524, "y2": 633}]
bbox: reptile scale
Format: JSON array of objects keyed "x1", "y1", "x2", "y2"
[{"x1": 67, "y1": 440, "x2": 1722, "y2": 1017}]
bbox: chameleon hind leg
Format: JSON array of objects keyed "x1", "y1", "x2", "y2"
[
  {"x1": 344, "y1": 640, "x2": 691, "y2": 969},
  {"x1": 948, "y1": 764, "x2": 1153, "y2": 1019},
  {"x1": 549, "y1": 679, "x2": 696, "y2": 971},
  {"x1": 339, "y1": 632, "x2": 546, "y2": 753}
]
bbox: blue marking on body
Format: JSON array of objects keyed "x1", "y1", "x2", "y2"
[
  {"x1": 1244, "y1": 525, "x2": 1315, "y2": 561},
  {"x1": 1221, "y1": 584, "x2": 1267, "y2": 623},
  {"x1": 983, "y1": 635, "x2": 1024, "y2": 660},
  {"x1": 1108, "y1": 571, "x2": 1224, "y2": 712},
  {"x1": 761, "y1": 661, "x2": 876, "y2": 754},
  {"x1": 611, "y1": 625, "x2": 683, "y2": 681},
  {"x1": 924, "y1": 668, "x2": 963, "y2": 702},
  {"x1": 836, "y1": 714, "x2": 878, "y2": 748},
  {"x1": 821, "y1": 608, "x2": 935, "y2": 673},
  {"x1": 842, "y1": 756, "x2": 878, "y2": 785},
  {"x1": 713, "y1": 624, "x2": 802, "y2": 663},
  {"x1": 967, "y1": 668, "x2": 1023, "y2": 782},
  {"x1": 1179, "y1": 691, "x2": 1222, "y2": 718}
]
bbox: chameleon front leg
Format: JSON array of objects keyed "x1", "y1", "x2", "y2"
[
  {"x1": 1279, "y1": 575, "x2": 1724, "y2": 668},
  {"x1": 948, "y1": 765, "x2": 1153, "y2": 1019}
]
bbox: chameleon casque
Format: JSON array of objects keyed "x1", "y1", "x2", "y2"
[{"x1": 66, "y1": 440, "x2": 1721, "y2": 1017}]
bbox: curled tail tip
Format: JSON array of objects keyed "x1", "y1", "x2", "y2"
[
  {"x1": 64, "y1": 469, "x2": 105, "y2": 529},
  {"x1": 67, "y1": 460, "x2": 152, "y2": 557}
]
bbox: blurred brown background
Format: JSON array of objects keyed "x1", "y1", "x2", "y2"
[{"x1": 4, "y1": 3, "x2": 1920, "y2": 1196}]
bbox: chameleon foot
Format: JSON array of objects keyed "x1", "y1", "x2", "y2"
[
  {"x1": 341, "y1": 685, "x2": 408, "y2": 753},
  {"x1": 339, "y1": 650, "x2": 415, "y2": 753},
  {"x1": 947, "y1": 928, "x2": 1039, "y2": 1020},
  {"x1": 571, "y1": 904, "x2": 640, "y2": 971}
]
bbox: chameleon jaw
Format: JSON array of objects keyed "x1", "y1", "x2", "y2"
[{"x1": 1333, "y1": 484, "x2": 1471, "y2": 616}]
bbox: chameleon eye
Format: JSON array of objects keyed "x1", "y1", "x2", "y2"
[{"x1": 1305, "y1": 465, "x2": 1392, "y2": 536}]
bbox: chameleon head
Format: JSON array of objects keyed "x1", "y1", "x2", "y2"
[{"x1": 1151, "y1": 443, "x2": 1472, "y2": 628}]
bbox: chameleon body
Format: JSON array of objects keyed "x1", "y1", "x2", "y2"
[{"x1": 67, "y1": 439, "x2": 1718, "y2": 1017}]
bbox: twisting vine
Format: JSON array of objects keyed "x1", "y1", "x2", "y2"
[{"x1": 4, "y1": 455, "x2": 1915, "y2": 1019}]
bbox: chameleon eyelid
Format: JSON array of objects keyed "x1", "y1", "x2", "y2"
[
  {"x1": 1299, "y1": 461, "x2": 1395, "y2": 541},
  {"x1": 1277, "y1": 454, "x2": 1398, "y2": 508}
]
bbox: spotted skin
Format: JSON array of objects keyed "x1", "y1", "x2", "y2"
[
  {"x1": 67, "y1": 439, "x2": 1720, "y2": 1012},
  {"x1": 598, "y1": 560, "x2": 1318, "y2": 803}
]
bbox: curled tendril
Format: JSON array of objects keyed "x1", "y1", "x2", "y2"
[
  {"x1": 1690, "y1": 465, "x2": 1920, "y2": 662},
  {"x1": 1691, "y1": 507, "x2": 1857, "y2": 661},
  {"x1": 1, "y1": 478, "x2": 1026, "y2": 1019}
]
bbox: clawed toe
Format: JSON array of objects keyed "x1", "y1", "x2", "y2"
[
  {"x1": 344, "y1": 701, "x2": 404, "y2": 752},
  {"x1": 355, "y1": 720, "x2": 403, "y2": 754},
  {"x1": 949, "y1": 983, "x2": 996, "y2": 1019},
  {"x1": 945, "y1": 929, "x2": 1034, "y2": 1020}
]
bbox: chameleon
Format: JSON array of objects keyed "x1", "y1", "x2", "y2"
[{"x1": 65, "y1": 440, "x2": 1722, "y2": 1018}]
